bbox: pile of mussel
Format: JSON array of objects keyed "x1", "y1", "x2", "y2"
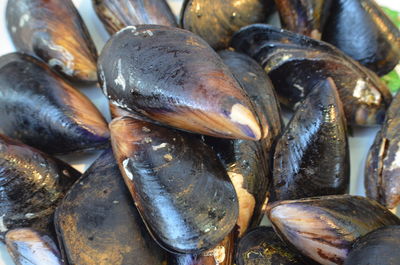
[{"x1": 0, "y1": 0, "x2": 399, "y2": 264}]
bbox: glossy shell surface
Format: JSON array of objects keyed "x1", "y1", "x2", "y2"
[
  {"x1": 93, "y1": 0, "x2": 177, "y2": 34},
  {"x1": 110, "y1": 116, "x2": 239, "y2": 254},
  {"x1": 267, "y1": 195, "x2": 400, "y2": 265},
  {"x1": 231, "y1": 24, "x2": 393, "y2": 126},
  {"x1": 0, "y1": 134, "x2": 81, "y2": 234},
  {"x1": 0, "y1": 53, "x2": 109, "y2": 154},
  {"x1": 55, "y1": 149, "x2": 169, "y2": 264},
  {"x1": 323, "y1": 0, "x2": 400, "y2": 75},
  {"x1": 99, "y1": 25, "x2": 262, "y2": 140},
  {"x1": 365, "y1": 92, "x2": 400, "y2": 209},
  {"x1": 5, "y1": 228, "x2": 62, "y2": 265},
  {"x1": 272, "y1": 78, "x2": 349, "y2": 201},
  {"x1": 181, "y1": 0, "x2": 271, "y2": 49},
  {"x1": 6, "y1": 0, "x2": 98, "y2": 82}
]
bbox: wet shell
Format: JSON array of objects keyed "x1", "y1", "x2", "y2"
[
  {"x1": 93, "y1": 0, "x2": 177, "y2": 35},
  {"x1": 275, "y1": 0, "x2": 332, "y2": 39},
  {"x1": 110, "y1": 116, "x2": 239, "y2": 254},
  {"x1": 0, "y1": 134, "x2": 81, "y2": 235},
  {"x1": 267, "y1": 195, "x2": 400, "y2": 265},
  {"x1": 271, "y1": 78, "x2": 349, "y2": 201},
  {"x1": 6, "y1": 0, "x2": 98, "y2": 82},
  {"x1": 171, "y1": 232, "x2": 236, "y2": 265},
  {"x1": 99, "y1": 25, "x2": 262, "y2": 141},
  {"x1": 231, "y1": 24, "x2": 392, "y2": 126},
  {"x1": 365, "y1": 92, "x2": 400, "y2": 209},
  {"x1": 344, "y1": 226, "x2": 400, "y2": 265},
  {"x1": 202, "y1": 135, "x2": 268, "y2": 237},
  {"x1": 54, "y1": 149, "x2": 169, "y2": 265},
  {"x1": 181, "y1": 0, "x2": 272, "y2": 50},
  {"x1": 0, "y1": 53, "x2": 109, "y2": 155},
  {"x1": 5, "y1": 228, "x2": 63, "y2": 265},
  {"x1": 236, "y1": 226, "x2": 306, "y2": 265},
  {"x1": 218, "y1": 50, "x2": 283, "y2": 143},
  {"x1": 210, "y1": 50, "x2": 282, "y2": 235},
  {"x1": 322, "y1": 0, "x2": 400, "y2": 76}
]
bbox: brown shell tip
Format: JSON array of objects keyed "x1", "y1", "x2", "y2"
[{"x1": 228, "y1": 103, "x2": 262, "y2": 140}]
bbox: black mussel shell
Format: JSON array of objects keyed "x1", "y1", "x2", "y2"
[
  {"x1": 202, "y1": 135, "x2": 268, "y2": 237},
  {"x1": 218, "y1": 50, "x2": 283, "y2": 143},
  {"x1": 208, "y1": 50, "x2": 283, "y2": 235},
  {"x1": 365, "y1": 92, "x2": 400, "y2": 209},
  {"x1": 93, "y1": 0, "x2": 177, "y2": 35},
  {"x1": 323, "y1": 0, "x2": 400, "y2": 76},
  {"x1": 171, "y1": 232, "x2": 236, "y2": 265},
  {"x1": 54, "y1": 149, "x2": 169, "y2": 265},
  {"x1": 344, "y1": 225, "x2": 400, "y2": 265},
  {"x1": 231, "y1": 24, "x2": 392, "y2": 126},
  {"x1": 271, "y1": 78, "x2": 349, "y2": 201},
  {"x1": 99, "y1": 25, "x2": 262, "y2": 141},
  {"x1": 0, "y1": 53, "x2": 109, "y2": 155},
  {"x1": 275, "y1": 0, "x2": 332, "y2": 39},
  {"x1": 181, "y1": 0, "x2": 273, "y2": 50},
  {"x1": 236, "y1": 226, "x2": 306, "y2": 265},
  {"x1": 6, "y1": 0, "x2": 98, "y2": 83},
  {"x1": 0, "y1": 134, "x2": 81, "y2": 235},
  {"x1": 5, "y1": 228, "x2": 63, "y2": 265},
  {"x1": 110, "y1": 116, "x2": 239, "y2": 254},
  {"x1": 267, "y1": 195, "x2": 400, "y2": 265}
]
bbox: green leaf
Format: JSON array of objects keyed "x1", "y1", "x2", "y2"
[
  {"x1": 380, "y1": 6, "x2": 400, "y2": 94},
  {"x1": 382, "y1": 69, "x2": 400, "y2": 94},
  {"x1": 381, "y1": 6, "x2": 400, "y2": 28}
]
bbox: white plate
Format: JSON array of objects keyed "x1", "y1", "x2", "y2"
[{"x1": 0, "y1": 0, "x2": 398, "y2": 264}]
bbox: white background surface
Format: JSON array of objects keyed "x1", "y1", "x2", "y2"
[{"x1": 0, "y1": 0, "x2": 398, "y2": 263}]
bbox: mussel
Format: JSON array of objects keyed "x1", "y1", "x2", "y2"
[
  {"x1": 6, "y1": 0, "x2": 98, "y2": 82},
  {"x1": 55, "y1": 149, "x2": 169, "y2": 265},
  {"x1": 322, "y1": 0, "x2": 400, "y2": 76},
  {"x1": 110, "y1": 116, "x2": 239, "y2": 254},
  {"x1": 212, "y1": 50, "x2": 282, "y2": 234},
  {"x1": 0, "y1": 53, "x2": 109, "y2": 155},
  {"x1": 344, "y1": 225, "x2": 400, "y2": 265},
  {"x1": 0, "y1": 134, "x2": 81, "y2": 235},
  {"x1": 271, "y1": 78, "x2": 349, "y2": 201},
  {"x1": 171, "y1": 232, "x2": 236, "y2": 265},
  {"x1": 231, "y1": 24, "x2": 393, "y2": 126},
  {"x1": 218, "y1": 50, "x2": 283, "y2": 143},
  {"x1": 267, "y1": 195, "x2": 400, "y2": 265},
  {"x1": 274, "y1": 0, "x2": 332, "y2": 39},
  {"x1": 235, "y1": 226, "x2": 306, "y2": 265},
  {"x1": 181, "y1": 0, "x2": 273, "y2": 50},
  {"x1": 365, "y1": 92, "x2": 400, "y2": 209},
  {"x1": 93, "y1": 0, "x2": 177, "y2": 35},
  {"x1": 99, "y1": 25, "x2": 262, "y2": 141},
  {"x1": 5, "y1": 228, "x2": 63, "y2": 265}
]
